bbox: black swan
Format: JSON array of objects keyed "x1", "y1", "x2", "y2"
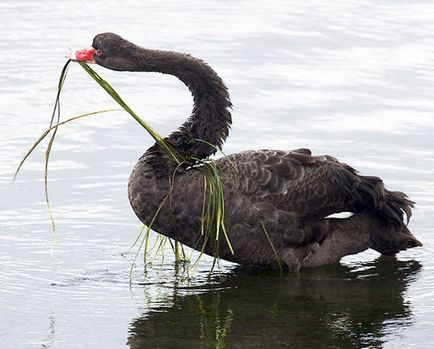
[{"x1": 73, "y1": 33, "x2": 422, "y2": 270}]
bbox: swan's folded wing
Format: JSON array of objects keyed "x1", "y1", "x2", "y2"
[{"x1": 217, "y1": 149, "x2": 361, "y2": 220}]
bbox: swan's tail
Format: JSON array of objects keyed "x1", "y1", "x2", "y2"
[{"x1": 355, "y1": 176, "x2": 422, "y2": 255}]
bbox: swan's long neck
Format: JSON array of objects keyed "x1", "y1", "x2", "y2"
[{"x1": 122, "y1": 47, "x2": 232, "y2": 158}]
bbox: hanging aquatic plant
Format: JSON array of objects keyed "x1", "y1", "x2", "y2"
[{"x1": 15, "y1": 59, "x2": 235, "y2": 272}]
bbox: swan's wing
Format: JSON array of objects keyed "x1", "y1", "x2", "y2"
[{"x1": 217, "y1": 149, "x2": 361, "y2": 221}]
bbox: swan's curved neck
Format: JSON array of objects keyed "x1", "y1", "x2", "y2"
[{"x1": 125, "y1": 48, "x2": 232, "y2": 158}]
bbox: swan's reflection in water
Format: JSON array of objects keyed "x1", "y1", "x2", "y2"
[{"x1": 127, "y1": 257, "x2": 421, "y2": 349}]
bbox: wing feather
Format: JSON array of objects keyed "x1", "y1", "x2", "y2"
[{"x1": 217, "y1": 149, "x2": 360, "y2": 222}]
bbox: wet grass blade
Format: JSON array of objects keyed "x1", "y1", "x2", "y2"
[
  {"x1": 260, "y1": 221, "x2": 283, "y2": 275},
  {"x1": 49, "y1": 60, "x2": 71, "y2": 128},
  {"x1": 78, "y1": 62, "x2": 183, "y2": 164},
  {"x1": 202, "y1": 162, "x2": 234, "y2": 254},
  {"x1": 190, "y1": 138, "x2": 238, "y2": 173},
  {"x1": 44, "y1": 135, "x2": 57, "y2": 234},
  {"x1": 128, "y1": 225, "x2": 146, "y2": 251},
  {"x1": 128, "y1": 161, "x2": 185, "y2": 283},
  {"x1": 44, "y1": 60, "x2": 73, "y2": 233},
  {"x1": 14, "y1": 109, "x2": 120, "y2": 181},
  {"x1": 14, "y1": 59, "x2": 118, "y2": 235}
]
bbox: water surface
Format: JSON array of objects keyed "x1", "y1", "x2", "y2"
[{"x1": 1, "y1": 0, "x2": 433, "y2": 348}]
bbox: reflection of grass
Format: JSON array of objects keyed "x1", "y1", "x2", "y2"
[
  {"x1": 15, "y1": 59, "x2": 239, "y2": 275},
  {"x1": 215, "y1": 308, "x2": 234, "y2": 349},
  {"x1": 197, "y1": 296, "x2": 234, "y2": 349}
]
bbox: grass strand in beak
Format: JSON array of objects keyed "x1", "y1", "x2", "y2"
[{"x1": 78, "y1": 62, "x2": 183, "y2": 164}]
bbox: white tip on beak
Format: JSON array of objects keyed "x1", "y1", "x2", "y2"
[{"x1": 66, "y1": 47, "x2": 96, "y2": 63}]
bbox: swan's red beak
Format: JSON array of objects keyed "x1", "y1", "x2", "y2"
[{"x1": 69, "y1": 47, "x2": 97, "y2": 63}]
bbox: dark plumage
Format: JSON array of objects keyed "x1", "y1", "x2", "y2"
[{"x1": 88, "y1": 33, "x2": 422, "y2": 270}]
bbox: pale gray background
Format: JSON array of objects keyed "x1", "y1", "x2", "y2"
[{"x1": 1, "y1": 0, "x2": 433, "y2": 348}]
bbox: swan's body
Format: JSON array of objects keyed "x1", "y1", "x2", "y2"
[{"x1": 81, "y1": 33, "x2": 421, "y2": 270}]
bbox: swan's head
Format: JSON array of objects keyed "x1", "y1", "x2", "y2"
[{"x1": 72, "y1": 33, "x2": 142, "y2": 71}]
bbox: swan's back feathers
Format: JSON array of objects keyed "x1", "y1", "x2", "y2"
[
  {"x1": 216, "y1": 148, "x2": 418, "y2": 251},
  {"x1": 218, "y1": 149, "x2": 361, "y2": 221}
]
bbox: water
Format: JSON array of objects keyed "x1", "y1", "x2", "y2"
[{"x1": 1, "y1": 0, "x2": 433, "y2": 348}]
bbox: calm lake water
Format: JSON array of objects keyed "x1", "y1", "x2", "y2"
[{"x1": 1, "y1": 0, "x2": 434, "y2": 348}]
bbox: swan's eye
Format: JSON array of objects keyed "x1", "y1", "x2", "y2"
[{"x1": 95, "y1": 50, "x2": 102, "y2": 56}]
